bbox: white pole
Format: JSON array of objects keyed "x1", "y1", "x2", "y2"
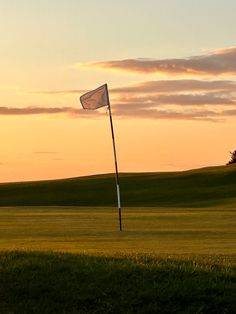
[{"x1": 106, "y1": 84, "x2": 122, "y2": 231}]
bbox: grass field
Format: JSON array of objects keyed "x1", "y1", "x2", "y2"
[
  {"x1": 0, "y1": 206, "x2": 235, "y2": 254},
  {"x1": 0, "y1": 164, "x2": 236, "y2": 207},
  {"x1": 0, "y1": 206, "x2": 235, "y2": 313},
  {"x1": 0, "y1": 165, "x2": 236, "y2": 313}
]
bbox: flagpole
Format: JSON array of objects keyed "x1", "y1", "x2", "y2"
[{"x1": 106, "y1": 85, "x2": 122, "y2": 231}]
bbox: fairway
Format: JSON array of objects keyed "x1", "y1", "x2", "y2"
[
  {"x1": 1, "y1": 206, "x2": 235, "y2": 254},
  {"x1": 1, "y1": 164, "x2": 236, "y2": 208}
]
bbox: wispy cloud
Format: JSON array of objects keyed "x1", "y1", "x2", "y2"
[
  {"x1": 113, "y1": 107, "x2": 221, "y2": 122},
  {"x1": 109, "y1": 79, "x2": 236, "y2": 121},
  {"x1": 111, "y1": 79, "x2": 236, "y2": 94},
  {"x1": 112, "y1": 103, "x2": 236, "y2": 122},
  {"x1": 3, "y1": 46, "x2": 235, "y2": 122},
  {"x1": 1, "y1": 77, "x2": 236, "y2": 122},
  {"x1": 0, "y1": 107, "x2": 75, "y2": 115},
  {"x1": 117, "y1": 93, "x2": 235, "y2": 106},
  {"x1": 80, "y1": 47, "x2": 236, "y2": 76},
  {"x1": 0, "y1": 103, "x2": 235, "y2": 121},
  {"x1": 0, "y1": 106, "x2": 100, "y2": 118},
  {"x1": 37, "y1": 79, "x2": 236, "y2": 96}
]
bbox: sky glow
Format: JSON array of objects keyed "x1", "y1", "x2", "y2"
[{"x1": 1, "y1": 0, "x2": 236, "y2": 182}]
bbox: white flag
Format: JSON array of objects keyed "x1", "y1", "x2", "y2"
[{"x1": 80, "y1": 84, "x2": 109, "y2": 110}]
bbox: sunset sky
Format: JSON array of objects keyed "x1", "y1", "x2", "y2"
[{"x1": 1, "y1": 0, "x2": 236, "y2": 182}]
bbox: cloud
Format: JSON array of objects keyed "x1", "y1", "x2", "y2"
[
  {"x1": 221, "y1": 109, "x2": 236, "y2": 116},
  {"x1": 0, "y1": 107, "x2": 69, "y2": 115},
  {"x1": 0, "y1": 104, "x2": 235, "y2": 122},
  {"x1": 1, "y1": 78, "x2": 236, "y2": 122},
  {"x1": 81, "y1": 47, "x2": 236, "y2": 76},
  {"x1": 111, "y1": 79, "x2": 236, "y2": 94},
  {"x1": 110, "y1": 80, "x2": 236, "y2": 109},
  {"x1": 0, "y1": 107, "x2": 74, "y2": 115},
  {"x1": 38, "y1": 79, "x2": 236, "y2": 96},
  {"x1": 109, "y1": 79, "x2": 236, "y2": 121},
  {"x1": 116, "y1": 93, "x2": 235, "y2": 107},
  {"x1": 112, "y1": 104, "x2": 236, "y2": 122},
  {"x1": 114, "y1": 107, "x2": 219, "y2": 121},
  {"x1": 0, "y1": 106, "x2": 100, "y2": 118}
]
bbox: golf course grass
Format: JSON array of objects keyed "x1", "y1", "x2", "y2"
[
  {"x1": 0, "y1": 165, "x2": 235, "y2": 313},
  {"x1": 0, "y1": 164, "x2": 236, "y2": 207},
  {"x1": 0, "y1": 206, "x2": 235, "y2": 313},
  {"x1": 0, "y1": 207, "x2": 235, "y2": 254}
]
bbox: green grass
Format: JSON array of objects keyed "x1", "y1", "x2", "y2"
[
  {"x1": 0, "y1": 251, "x2": 235, "y2": 314},
  {"x1": 0, "y1": 206, "x2": 235, "y2": 313},
  {"x1": 0, "y1": 165, "x2": 236, "y2": 313},
  {"x1": 0, "y1": 207, "x2": 235, "y2": 254},
  {"x1": 0, "y1": 164, "x2": 236, "y2": 207}
]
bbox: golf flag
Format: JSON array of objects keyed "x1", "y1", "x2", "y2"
[
  {"x1": 80, "y1": 84, "x2": 123, "y2": 231},
  {"x1": 80, "y1": 84, "x2": 108, "y2": 110}
]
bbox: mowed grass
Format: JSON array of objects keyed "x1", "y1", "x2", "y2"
[
  {"x1": 0, "y1": 206, "x2": 235, "y2": 254},
  {"x1": 0, "y1": 207, "x2": 235, "y2": 313}
]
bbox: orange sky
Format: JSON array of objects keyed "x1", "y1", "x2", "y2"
[
  {"x1": 1, "y1": 1, "x2": 236, "y2": 182},
  {"x1": 1, "y1": 113, "x2": 235, "y2": 182}
]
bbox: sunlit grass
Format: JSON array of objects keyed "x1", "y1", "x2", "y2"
[
  {"x1": 0, "y1": 206, "x2": 235, "y2": 254},
  {"x1": 0, "y1": 205, "x2": 235, "y2": 313}
]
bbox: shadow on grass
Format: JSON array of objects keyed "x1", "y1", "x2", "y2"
[{"x1": 0, "y1": 251, "x2": 235, "y2": 314}]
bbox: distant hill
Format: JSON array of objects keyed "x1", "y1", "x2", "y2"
[{"x1": 0, "y1": 164, "x2": 236, "y2": 207}]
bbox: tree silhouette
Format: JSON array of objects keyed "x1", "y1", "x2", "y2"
[{"x1": 227, "y1": 150, "x2": 236, "y2": 165}]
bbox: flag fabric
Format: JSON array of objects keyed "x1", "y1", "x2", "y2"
[{"x1": 80, "y1": 84, "x2": 109, "y2": 110}]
